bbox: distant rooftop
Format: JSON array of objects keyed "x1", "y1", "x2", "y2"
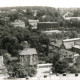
[
  {"x1": 64, "y1": 17, "x2": 80, "y2": 20},
  {"x1": 59, "y1": 49, "x2": 75, "y2": 55},
  {"x1": 73, "y1": 45, "x2": 80, "y2": 49},
  {"x1": 50, "y1": 40, "x2": 62, "y2": 48},
  {"x1": 63, "y1": 38, "x2": 80, "y2": 42},
  {"x1": 38, "y1": 22, "x2": 57, "y2": 24},
  {"x1": 11, "y1": 19, "x2": 25, "y2": 24},
  {"x1": 11, "y1": 19, "x2": 25, "y2": 28},
  {"x1": 42, "y1": 30, "x2": 61, "y2": 33},
  {"x1": 63, "y1": 12, "x2": 80, "y2": 20},
  {"x1": 62, "y1": 41, "x2": 74, "y2": 49},
  {"x1": 28, "y1": 19, "x2": 39, "y2": 22},
  {"x1": 37, "y1": 63, "x2": 52, "y2": 66}
]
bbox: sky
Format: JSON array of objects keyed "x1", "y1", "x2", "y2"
[{"x1": 0, "y1": 0, "x2": 80, "y2": 8}]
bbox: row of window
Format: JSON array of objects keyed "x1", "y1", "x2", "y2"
[
  {"x1": 62, "y1": 73, "x2": 79, "y2": 76},
  {"x1": 38, "y1": 65, "x2": 52, "y2": 68},
  {"x1": 62, "y1": 55, "x2": 73, "y2": 58}
]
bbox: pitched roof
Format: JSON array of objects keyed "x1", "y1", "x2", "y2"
[
  {"x1": 59, "y1": 49, "x2": 74, "y2": 55},
  {"x1": 63, "y1": 42, "x2": 74, "y2": 49},
  {"x1": 74, "y1": 54, "x2": 79, "y2": 57},
  {"x1": 73, "y1": 45, "x2": 80, "y2": 49},
  {"x1": 50, "y1": 42, "x2": 62, "y2": 48},
  {"x1": 19, "y1": 48, "x2": 37, "y2": 55}
]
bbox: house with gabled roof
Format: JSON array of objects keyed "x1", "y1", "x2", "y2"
[
  {"x1": 60, "y1": 38, "x2": 80, "y2": 50},
  {"x1": 59, "y1": 49, "x2": 79, "y2": 66},
  {"x1": 60, "y1": 41, "x2": 74, "y2": 50},
  {"x1": 59, "y1": 49, "x2": 74, "y2": 60},
  {"x1": 19, "y1": 48, "x2": 38, "y2": 67}
]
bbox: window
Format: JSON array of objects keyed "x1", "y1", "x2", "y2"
[
  {"x1": 75, "y1": 74, "x2": 78, "y2": 76},
  {"x1": 69, "y1": 55, "x2": 72, "y2": 57},
  {"x1": 44, "y1": 75, "x2": 47, "y2": 78},
  {"x1": 38, "y1": 65, "x2": 52, "y2": 68},
  {"x1": 64, "y1": 55, "x2": 67, "y2": 58},
  {"x1": 63, "y1": 73, "x2": 66, "y2": 76}
]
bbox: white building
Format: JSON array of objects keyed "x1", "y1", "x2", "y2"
[
  {"x1": 36, "y1": 63, "x2": 52, "y2": 77},
  {"x1": 28, "y1": 20, "x2": 39, "y2": 29},
  {"x1": 63, "y1": 12, "x2": 80, "y2": 20},
  {"x1": 11, "y1": 20, "x2": 25, "y2": 28}
]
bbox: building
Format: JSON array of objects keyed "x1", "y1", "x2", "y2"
[
  {"x1": 36, "y1": 63, "x2": 52, "y2": 76},
  {"x1": 59, "y1": 49, "x2": 74, "y2": 60},
  {"x1": 50, "y1": 40, "x2": 62, "y2": 50},
  {"x1": 37, "y1": 22, "x2": 58, "y2": 31},
  {"x1": 64, "y1": 17, "x2": 80, "y2": 20},
  {"x1": 60, "y1": 38, "x2": 80, "y2": 50},
  {"x1": 63, "y1": 12, "x2": 80, "y2": 20},
  {"x1": 41, "y1": 30, "x2": 61, "y2": 35},
  {"x1": 59, "y1": 49, "x2": 79, "y2": 64},
  {"x1": 19, "y1": 48, "x2": 38, "y2": 67},
  {"x1": 0, "y1": 56, "x2": 4, "y2": 66},
  {"x1": 62, "y1": 38, "x2": 80, "y2": 42},
  {"x1": 28, "y1": 19, "x2": 39, "y2": 29},
  {"x1": 0, "y1": 56, "x2": 9, "y2": 78},
  {"x1": 76, "y1": 56, "x2": 80, "y2": 64},
  {"x1": 72, "y1": 45, "x2": 80, "y2": 54},
  {"x1": 11, "y1": 20, "x2": 25, "y2": 28}
]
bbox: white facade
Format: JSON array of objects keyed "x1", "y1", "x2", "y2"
[
  {"x1": 11, "y1": 20, "x2": 25, "y2": 28},
  {"x1": 36, "y1": 63, "x2": 52, "y2": 77}
]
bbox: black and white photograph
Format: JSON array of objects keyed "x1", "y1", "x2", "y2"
[{"x1": 0, "y1": 0, "x2": 80, "y2": 80}]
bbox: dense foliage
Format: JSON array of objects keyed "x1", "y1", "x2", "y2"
[{"x1": 0, "y1": 6, "x2": 80, "y2": 76}]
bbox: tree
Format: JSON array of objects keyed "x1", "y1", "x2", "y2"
[
  {"x1": 63, "y1": 31, "x2": 71, "y2": 38},
  {"x1": 52, "y1": 50, "x2": 60, "y2": 65},
  {"x1": 0, "y1": 49, "x2": 7, "y2": 56},
  {"x1": 70, "y1": 31, "x2": 78, "y2": 38},
  {"x1": 8, "y1": 62, "x2": 28, "y2": 78},
  {"x1": 69, "y1": 56, "x2": 80, "y2": 73},
  {"x1": 51, "y1": 50, "x2": 69, "y2": 74},
  {"x1": 0, "y1": 19, "x2": 6, "y2": 26},
  {"x1": 69, "y1": 66, "x2": 78, "y2": 73},
  {"x1": 56, "y1": 33, "x2": 63, "y2": 39},
  {"x1": 52, "y1": 33, "x2": 57, "y2": 39},
  {"x1": 10, "y1": 50, "x2": 18, "y2": 57},
  {"x1": 52, "y1": 61, "x2": 69, "y2": 74},
  {"x1": 44, "y1": 53, "x2": 55, "y2": 63},
  {"x1": 1, "y1": 35, "x2": 20, "y2": 56},
  {"x1": 25, "y1": 67, "x2": 37, "y2": 77},
  {"x1": 8, "y1": 12, "x2": 19, "y2": 22}
]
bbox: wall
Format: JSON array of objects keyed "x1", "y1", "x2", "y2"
[{"x1": 37, "y1": 22, "x2": 58, "y2": 31}]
